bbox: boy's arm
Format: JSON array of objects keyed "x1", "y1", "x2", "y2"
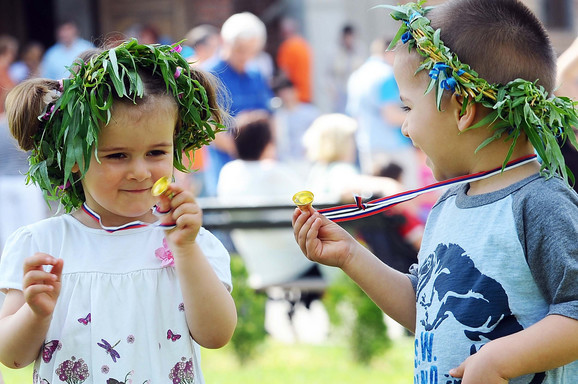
[
  {"x1": 450, "y1": 314, "x2": 578, "y2": 383},
  {"x1": 294, "y1": 208, "x2": 417, "y2": 330},
  {"x1": 342, "y1": 242, "x2": 417, "y2": 331}
]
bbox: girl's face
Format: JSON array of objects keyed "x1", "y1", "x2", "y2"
[
  {"x1": 80, "y1": 99, "x2": 177, "y2": 226},
  {"x1": 393, "y1": 50, "x2": 468, "y2": 181}
]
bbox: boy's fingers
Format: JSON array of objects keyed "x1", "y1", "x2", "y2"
[{"x1": 449, "y1": 363, "x2": 464, "y2": 378}]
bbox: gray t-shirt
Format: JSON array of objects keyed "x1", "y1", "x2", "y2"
[{"x1": 408, "y1": 174, "x2": 578, "y2": 384}]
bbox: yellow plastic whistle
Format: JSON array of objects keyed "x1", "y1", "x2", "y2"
[
  {"x1": 292, "y1": 190, "x2": 314, "y2": 211},
  {"x1": 152, "y1": 176, "x2": 171, "y2": 197}
]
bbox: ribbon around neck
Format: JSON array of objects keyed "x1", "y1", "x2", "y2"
[
  {"x1": 82, "y1": 203, "x2": 176, "y2": 233},
  {"x1": 319, "y1": 154, "x2": 538, "y2": 222}
]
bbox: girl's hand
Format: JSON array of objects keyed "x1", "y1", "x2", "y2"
[
  {"x1": 156, "y1": 183, "x2": 202, "y2": 248},
  {"x1": 292, "y1": 207, "x2": 357, "y2": 269},
  {"x1": 22, "y1": 253, "x2": 63, "y2": 319}
]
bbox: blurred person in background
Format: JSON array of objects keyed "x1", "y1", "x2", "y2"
[
  {"x1": 302, "y1": 113, "x2": 400, "y2": 203},
  {"x1": 326, "y1": 24, "x2": 365, "y2": 113},
  {"x1": 9, "y1": 41, "x2": 44, "y2": 83},
  {"x1": 184, "y1": 24, "x2": 221, "y2": 69},
  {"x1": 276, "y1": 16, "x2": 313, "y2": 104},
  {"x1": 271, "y1": 74, "x2": 319, "y2": 171},
  {"x1": 0, "y1": 35, "x2": 17, "y2": 115},
  {"x1": 204, "y1": 12, "x2": 273, "y2": 196},
  {"x1": 41, "y1": 20, "x2": 94, "y2": 79},
  {"x1": 347, "y1": 38, "x2": 420, "y2": 188}
]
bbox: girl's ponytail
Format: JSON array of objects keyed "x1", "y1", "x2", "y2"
[{"x1": 6, "y1": 78, "x2": 62, "y2": 151}]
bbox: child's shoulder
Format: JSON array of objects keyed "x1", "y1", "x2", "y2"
[{"x1": 509, "y1": 174, "x2": 578, "y2": 209}]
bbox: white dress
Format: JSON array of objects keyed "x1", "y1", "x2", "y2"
[{"x1": 0, "y1": 214, "x2": 232, "y2": 384}]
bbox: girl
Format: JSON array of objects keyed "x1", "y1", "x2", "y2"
[{"x1": 0, "y1": 40, "x2": 236, "y2": 383}]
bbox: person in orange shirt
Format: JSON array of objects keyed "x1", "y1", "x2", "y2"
[{"x1": 276, "y1": 17, "x2": 312, "y2": 104}]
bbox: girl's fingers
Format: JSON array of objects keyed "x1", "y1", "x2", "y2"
[
  {"x1": 23, "y1": 270, "x2": 57, "y2": 288},
  {"x1": 24, "y1": 283, "x2": 56, "y2": 296},
  {"x1": 23, "y1": 252, "x2": 58, "y2": 272}
]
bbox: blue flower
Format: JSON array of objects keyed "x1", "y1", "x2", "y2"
[
  {"x1": 441, "y1": 77, "x2": 458, "y2": 92},
  {"x1": 401, "y1": 32, "x2": 413, "y2": 44},
  {"x1": 429, "y1": 62, "x2": 450, "y2": 80}
]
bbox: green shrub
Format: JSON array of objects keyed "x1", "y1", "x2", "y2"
[
  {"x1": 229, "y1": 255, "x2": 268, "y2": 364},
  {"x1": 323, "y1": 271, "x2": 391, "y2": 364}
]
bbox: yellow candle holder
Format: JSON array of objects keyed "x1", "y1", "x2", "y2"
[
  {"x1": 292, "y1": 190, "x2": 314, "y2": 211},
  {"x1": 152, "y1": 176, "x2": 172, "y2": 197}
]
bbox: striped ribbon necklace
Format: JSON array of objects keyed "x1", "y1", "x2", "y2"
[
  {"x1": 319, "y1": 154, "x2": 538, "y2": 222},
  {"x1": 82, "y1": 203, "x2": 176, "y2": 233}
]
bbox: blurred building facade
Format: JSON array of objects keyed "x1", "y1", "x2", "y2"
[{"x1": 0, "y1": 0, "x2": 576, "y2": 111}]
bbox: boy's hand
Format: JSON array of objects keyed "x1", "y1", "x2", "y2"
[
  {"x1": 450, "y1": 352, "x2": 509, "y2": 384},
  {"x1": 22, "y1": 253, "x2": 63, "y2": 318},
  {"x1": 156, "y1": 183, "x2": 202, "y2": 248},
  {"x1": 292, "y1": 207, "x2": 356, "y2": 269}
]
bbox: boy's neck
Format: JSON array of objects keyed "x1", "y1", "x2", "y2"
[{"x1": 466, "y1": 156, "x2": 540, "y2": 195}]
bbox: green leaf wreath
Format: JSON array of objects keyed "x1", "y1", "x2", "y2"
[
  {"x1": 31, "y1": 39, "x2": 225, "y2": 212},
  {"x1": 377, "y1": 1, "x2": 578, "y2": 184}
]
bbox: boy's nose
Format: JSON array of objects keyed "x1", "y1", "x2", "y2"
[{"x1": 401, "y1": 122, "x2": 410, "y2": 138}]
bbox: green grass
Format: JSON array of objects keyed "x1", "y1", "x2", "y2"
[{"x1": 0, "y1": 336, "x2": 414, "y2": 383}]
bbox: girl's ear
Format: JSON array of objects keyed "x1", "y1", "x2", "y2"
[
  {"x1": 453, "y1": 94, "x2": 477, "y2": 133},
  {"x1": 71, "y1": 164, "x2": 80, "y2": 173}
]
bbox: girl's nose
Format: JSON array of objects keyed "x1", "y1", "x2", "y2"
[{"x1": 128, "y1": 159, "x2": 151, "y2": 181}]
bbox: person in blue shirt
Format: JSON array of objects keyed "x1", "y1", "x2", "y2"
[
  {"x1": 204, "y1": 12, "x2": 273, "y2": 196},
  {"x1": 41, "y1": 20, "x2": 94, "y2": 80}
]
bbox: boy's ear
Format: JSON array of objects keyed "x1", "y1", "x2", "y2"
[
  {"x1": 453, "y1": 94, "x2": 477, "y2": 133},
  {"x1": 71, "y1": 164, "x2": 80, "y2": 173}
]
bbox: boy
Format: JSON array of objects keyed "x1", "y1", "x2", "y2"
[{"x1": 292, "y1": 1, "x2": 578, "y2": 383}]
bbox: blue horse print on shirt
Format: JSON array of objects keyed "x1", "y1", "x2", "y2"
[{"x1": 416, "y1": 243, "x2": 545, "y2": 384}]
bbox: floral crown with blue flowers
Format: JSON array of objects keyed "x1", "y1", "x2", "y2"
[
  {"x1": 378, "y1": 1, "x2": 578, "y2": 184},
  {"x1": 32, "y1": 39, "x2": 225, "y2": 212}
]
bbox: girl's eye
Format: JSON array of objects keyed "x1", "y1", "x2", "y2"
[
  {"x1": 401, "y1": 105, "x2": 411, "y2": 112},
  {"x1": 148, "y1": 150, "x2": 168, "y2": 157},
  {"x1": 106, "y1": 153, "x2": 126, "y2": 159}
]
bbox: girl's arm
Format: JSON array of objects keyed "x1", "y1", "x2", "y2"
[
  {"x1": 158, "y1": 185, "x2": 237, "y2": 349},
  {"x1": 293, "y1": 207, "x2": 417, "y2": 330},
  {"x1": 0, "y1": 254, "x2": 63, "y2": 368},
  {"x1": 450, "y1": 314, "x2": 578, "y2": 383}
]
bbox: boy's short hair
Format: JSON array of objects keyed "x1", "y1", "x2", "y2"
[{"x1": 429, "y1": 0, "x2": 556, "y2": 92}]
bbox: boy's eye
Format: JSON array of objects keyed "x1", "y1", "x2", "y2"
[{"x1": 401, "y1": 105, "x2": 411, "y2": 112}]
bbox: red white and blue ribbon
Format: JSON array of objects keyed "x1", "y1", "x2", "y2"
[
  {"x1": 82, "y1": 203, "x2": 176, "y2": 233},
  {"x1": 319, "y1": 154, "x2": 538, "y2": 222}
]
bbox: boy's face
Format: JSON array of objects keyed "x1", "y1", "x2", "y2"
[
  {"x1": 80, "y1": 99, "x2": 176, "y2": 225},
  {"x1": 393, "y1": 50, "x2": 467, "y2": 181}
]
